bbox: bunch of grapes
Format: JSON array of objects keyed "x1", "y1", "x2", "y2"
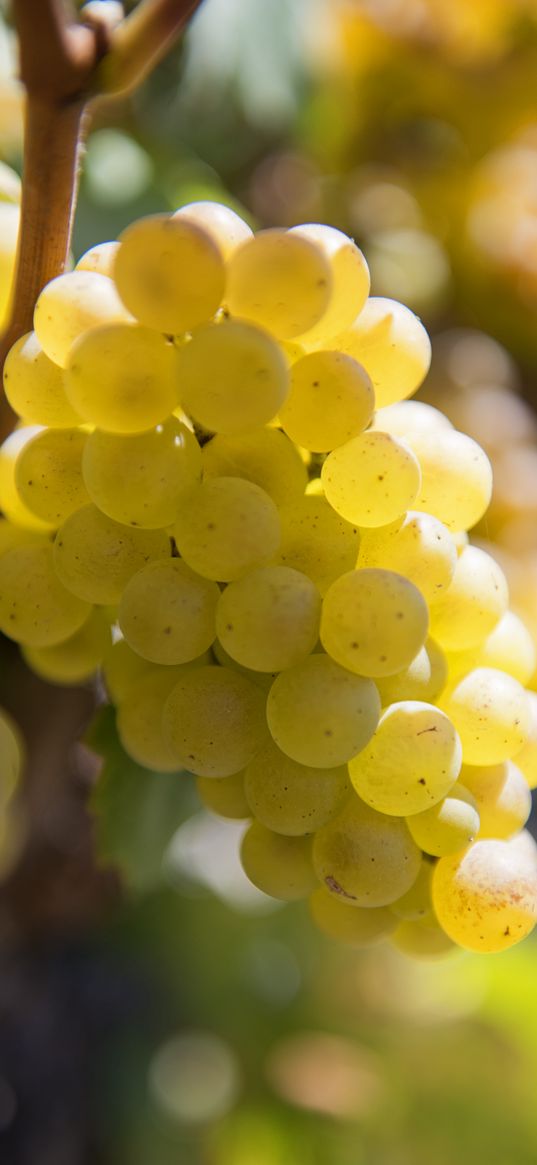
[{"x1": 0, "y1": 198, "x2": 535, "y2": 958}]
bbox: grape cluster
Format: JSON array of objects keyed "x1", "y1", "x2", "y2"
[{"x1": 0, "y1": 201, "x2": 535, "y2": 958}]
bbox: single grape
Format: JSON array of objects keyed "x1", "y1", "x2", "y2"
[
  {"x1": 512, "y1": 690, "x2": 537, "y2": 789},
  {"x1": 119, "y1": 558, "x2": 219, "y2": 665},
  {"x1": 278, "y1": 350, "x2": 374, "y2": 452},
  {"x1": 312, "y1": 795, "x2": 422, "y2": 907},
  {"x1": 390, "y1": 858, "x2": 433, "y2": 920},
  {"x1": 274, "y1": 495, "x2": 360, "y2": 595},
  {"x1": 320, "y1": 568, "x2": 429, "y2": 677},
  {"x1": 14, "y1": 427, "x2": 89, "y2": 525},
  {"x1": 357, "y1": 510, "x2": 456, "y2": 603},
  {"x1": 34, "y1": 271, "x2": 131, "y2": 367},
  {"x1": 101, "y1": 637, "x2": 159, "y2": 703},
  {"x1": 0, "y1": 542, "x2": 91, "y2": 646},
  {"x1": 174, "y1": 200, "x2": 253, "y2": 259},
  {"x1": 375, "y1": 639, "x2": 447, "y2": 706},
  {"x1": 428, "y1": 545, "x2": 508, "y2": 651},
  {"x1": 3, "y1": 332, "x2": 81, "y2": 427},
  {"x1": 332, "y1": 296, "x2": 431, "y2": 407},
  {"x1": 244, "y1": 738, "x2": 349, "y2": 835},
  {"x1": 290, "y1": 223, "x2": 370, "y2": 344},
  {"x1": 225, "y1": 229, "x2": 332, "y2": 338},
  {"x1": 321, "y1": 430, "x2": 421, "y2": 527},
  {"x1": 391, "y1": 917, "x2": 455, "y2": 959},
  {"x1": 240, "y1": 821, "x2": 317, "y2": 900},
  {"x1": 117, "y1": 667, "x2": 188, "y2": 772},
  {"x1": 196, "y1": 771, "x2": 250, "y2": 820},
  {"x1": 54, "y1": 504, "x2": 171, "y2": 604},
  {"x1": 0, "y1": 426, "x2": 55, "y2": 532},
  {"x1": 371, "y1": 400, "x2": 452, "y2": 438},
  {"x1": 440, "y1": 667, "x2": 530, "y2": 766},
  {"x1": 407, "y1": 428, "x2": 493, "y2": 532},
  {"x1": 216, "y1": 565, "x2": 320, "y2": 672},
  {"x1": 172, "y1": 477, "x2": 280, "y2": 582},
  {"x1": 66, "y1": 323, "x2": 177, "y2": 433},
  {"x1": 202, "y1": 427, "x2": 307, "y2": 507},
  {"x1": 406, "y1": 784, "x2": 480, "y2": 856},
  {"x1": 448, "y1": 611, "x2": 536, "y2": 687},
  {"x1": 460, "y1": 761, "x2": 532, "y2": 839},
  {"x1": 22, "y1": 607, "x2": 112, "y2": 684},
  {"x1": 163, "y1": 665, "x2": 268, "y2": 777},
  {"x1": 75, "y1": 241, "x2": 119, "y2": 277},
  {"x1": 309, "y1": 885, "x2": 396, "y2": 946}
]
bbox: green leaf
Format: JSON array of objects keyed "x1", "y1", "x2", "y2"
[{"x1": 88, "y1": 705, "x2": 194, "y2": 895}]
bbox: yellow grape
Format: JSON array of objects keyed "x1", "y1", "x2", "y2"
[
  {"x1": 274, "y1": 495, "x2": 360, "y2": 595},
  {"x1": 118, "y1": 558, "x2": 219, "y2": 665},
  {"x1": 309, "y1": 885, "x2": 396, "y2": 946},
  {"x1": 54, "y1": 504, "x2": 171, "y2": 603},
  {"x1": 375, "y1": 639, "x2": 448, "y2": 706},
  {"x1": 244, "y1": 738, "x2": 349, "y2": 836},
  {"x1": 0, "y1": 708, "x2": 24, "y2": 804},
  {"x1": 34, "y1": 271, "x2": 131, "y2": 367},
  {"x1": 0, "y1": 427, "x2": 55, "y2": 532},
  {"x1": 391, "y1": 918, "x2": 455, "y2": 959},
  {"x1": 172, "y1": 477, "x2": 280, "y2": 582},
  {"x1": 357, "y1": 511, "x2": 456, "y2": 603},
  {"x1": 440, "y1": 667, "x2": 530, "y2": 766},
  {"x1": 278, "y1": 350, "x2": 374, "y2": 452},
  {"x1": 266, "y1": 653, "x2": 380, "y2": 768},
  {"x1": 75, "y1": 241, "x2": 119, "y2": 277},
  {"x1": 3, "y1": 332, "x2": 81, "y2": 427},
  {"x1": 14, "y1": 427, "x2": 89, "y2": 525},
  {"x1": 201, "y1": 428, "x2": 307, "y2": 507},
  {"x1": 432, "y1": 833, "x2": 537, "y2": 953},
  {"x1": 473, "y1": 611, "x2": 536, "y2": 686},
  {"x1": 0, "y1": 542, "x2": 91, "y2": 646},
  {"x1": 428, "y1": 546, "x2": 508, "y2": 651},
  {"x1": 195, "y1": 771, "x2": 250, "y2": 820},
  {"x1": 216, "y1": 565, "x2": 320, "y2": 673},
  {"x1": 101, "y1": 637, "x2": 159, "y2": 703},
  {"x1": 225, "y1": 228, "x2": 332, "y2": 338},
  {"x1": 460, "y1": 761, "x2": 532, "y2": 839},
  {"x1": 407, "y1": 428, "x2": 493, "y2": 532},
  {"x1": 390, "y1": 858, "x2": 433, "y2": 920},
  {"x1": 0, "y1": 518, "x2": 47, "y2": 557},
  {"x1": 512, "y1": 691, "x2": 537, "y2": 789},
  {"x1": 114, "y1": 213, "x2": 225, "y2": 333},
  {"x1": 332, "y1": 296, "x2": 431, "y2": 407},
  {"x1": 321, "y1": 430, "x2": 421, "y2": 527},
  {"x1": 240, "y1": 821, "x2": 317, "y2": 900},
  {"x1": 211, "y1": 638, "x2": 277, "y2": 692},
  {"x1": 320, "y1": 568, "x2": 429, "y2": 678},
  {"x1": 163, "y1": 665, "x2": 268, "y2": 777},
  {"x1": 173, "y1": 200, "x2": 253, "y2": 259},
  {"x1": 349, "y1": 701, "x2": 462, "y2": 817},
  {"x1": 371, "y1": 400, "x2": 453, "y2": 438},
  {"x1": 406, "y1": 784, "x2": 480, "y2": 856},
  {"x1": 66, "y1": 323, "x2": 177, "y2": 433},
  {"x1": 312, "y1": 795, "x2": 422, "y2": 907},
  {"x1": 290, "y1": 223, "x2": 370, "y2": 344},
  {"x1": 22, "y1": 607, "x2": 112, "y2": 684},
  {"x1": 117, "y1": 667, "x2": 187, "y2": 772}
]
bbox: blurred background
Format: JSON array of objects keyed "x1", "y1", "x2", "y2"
[{"x1": 0, "y1": 1, "x2": 537, "y2": 1161}]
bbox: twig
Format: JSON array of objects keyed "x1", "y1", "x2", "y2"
[{"x1": 96, "y1": 0, "x2": 203, "y2": 96}]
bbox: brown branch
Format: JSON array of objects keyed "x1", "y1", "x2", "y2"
[{"x1": 95, "y1": 0, "x2": 204, "y2": 96}]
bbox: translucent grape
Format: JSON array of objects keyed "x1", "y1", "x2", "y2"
[
  {"x1": 0, "y1": 708, "x2": 24, "y2": 804},
  {"x1": 0, "y1": 543, "x2": 91, "y2": 646},
  {"x1": 349, "y1": 701, "x2": 462, "y2": 817},
  {"x1": 114, "y1": 214, "x2": 225, "y2": 334},
  {"x1": 117, "y1": 667, "x2": 187, "y2": 772},
  {"x1": 357, "y1": 511, "x2": 456, "y2": 603},
  {"x1": 0, "y1": 427, "x2": 55, "y2": 532},
  {"x1": 266, "y1": 654, "x2": 380, "y2": 768},
  {"x1": 290, "y1": 223, "x2": 370, "y2": 344},
  {"x1": 428, "y1": 546, "x2": 508, "y2": 651},
  {"x1": 244, "y1": 739, "x2": 349, "y2": 836},
  {"x1": 371, "y1": 400, "x2": 452, "y2": 439},
  {"x1": 202, "y1": 428, "x2": 307, "y2": 507},
  {"x1": 34, "y1": 271, "x2": 131, "y2": 367},
  {"x1": 22, "y1": 607, "x2": 112, "y2": 684},
  {"x1": 163, "y1": 665, "x2": 268, "y2": 777},
  {"x1": 406, "y1": 784, "x2": 480, "y2": 856},
  {"x1": 407, "y1": 429, "x2": 493, "y2": 532},
  {"x1": 392, "y1": 918, "x2": 455, "y2": 959},
  {"x1": 119, "y1": 558, "x2": 219, "y2": 665},
  {"x1": 66, "y1": 323, "x2": 176, "y2": 433},
  {"x1": 278, "y1": 350, "x2": 374, "y2": 452},
  {"x1": 172, "y1": 477, "x2": 280, "y2": 582},
  {"x1": 101, "y1": 637, "x2": 158, "y2": 703},
  {"x1": 470, "y1": 611, "x2": 535, "y2": 686},
  {"x1": 309, "y1": 885, "x2": 396, "y2": 946},
  {"x1": 460, "y1": 761, "x2": 532, "y2": 839},
  {"x1": 225, "y1": 229, "x2": 332, "y2": 338},
  {"x1": 83, "y1": 418, "x2": 202, "y2": 528},
  {"x1": 211, "y1": 638, "x2": 277, "y2": 692},
  {"x1": 312, "y1": 796, "x2": 422, "y2": 907},
  {"x1": 440, "y1": 667, "x2": 530, "y2": 766},
  {"x1": 3, "y1": 332, "x2": 81, "y2": 427},
  {"x1": 0, "y1": 202, "x2": 19, "y2": 326},
  {"x1": 321, "y1": 431, "x2": 421, "y2": 527},
  {"x1": 375, "y1": 639, "x2": 448, "y2": 706},
  {"x1": 332, "y1": 296, "x2": 431, "y2": 407},
  {"x1": 216, "y1": 565, "x2": 320, "y2": 673},
  {"x1": 174, "y1": 200, "x2": 253, "y2": 259},
  {"x1": 321, "y1": 568, "x2": 429, "y2": 677},
  {"x1": 274, "y1": 495, "x2": 360, "y2": 595},
  {"x1": 176, "y1": 319, "x2": 288, "y2": 434},
  {"x1": 432, "y1": 834, "x2": 537, "y2": 953},
  {"x1": 54, "y1": 504, "x2": 171, "y2": 603},
  {"x1": 240, "y1": 822, "x2": 317, "y2": 900},
  {"x1": 75, "y1": 241, "x2": 119, "y2": 277},
  {"x1": 0, "y1": 518, "x2": 47, "y2": 557},
  {"x1": 14, "y1": 427, "x2": 89, "y2": 525},
  {"x1": 196, "y1": 771, "x2": 250, "y2": 820},
  {"x1": 390, "y1": 858, "x2": 433, "y2": 920},
  {"x1": 512, "y1": 691, "x2": 537, "y2": 789}
]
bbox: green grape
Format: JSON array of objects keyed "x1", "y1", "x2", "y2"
[
  {"x1": 117, "y1": 667, "x2": 187, "y2": 771},
  {"x1": 172, "y1": 477, "x2": 280, "y2": 582},
  {"x1": 22, "y1": 607, "x2": 112, "y2": 684},
  {"x1": 174, "y1": 201, "x2": 253, "y2": 259},
  {"x1": 407, "y1": 429, "x2": 493, "y2": 532},
  {"x1": 75, "y1": 241, "x2": 119, "y2": 277},
  {"x1": 225, "y1": 229, "x2": 332, "y2": 338},
  {"x1": 0, "y1": 542, "x2": 91, "y2": 646},
  {"x1": 118, "y1": 558, "x2": 218, "y2": 665},
  {"x1": 163, "y1": 665, "x2": 268, "y2": 777},
  {"x1": 278, "y1": 350, "x2": 374, "y2": 452},
  {"x1": 512, "y1": 691, "x2": 537, "y2": 789},
  {"x1": 101, "y1": 637, "x2": 159, "y2": 703},
  {"x1": 201, "y1": 427, "x2": 307, "y2": 507},
  {"x1": 0, "y1": 427, "x2": 55, "y2": 532},
  {"x1": 390, "y1": 858, "x2": 433, "y2": 920},
  {"x1": 432, "y1": 833, "x2": 537, "y2": 953},
  {"x1": 66, "y1": 323, "x2": 177, "y2": 433},
  {"x1": 320, "y1": 568, "x2": 429, "y2": 678},
  {"x1": 34, "y1": 271, "x2": 131, "y2": 367},
  {"x1": 375, "y1": 639, "x2": 447, "y2": 706},
  {"x1": 54, "y1": 504, "x2": 171, "y2": 604},
  {"x1": 0, "y1": 517, "x2": 48, "y2": 557},
  {"x1": 332, "y1": 296, "x2": 431, "y2": 407},
  {"x1": 114, "y1": 213, "x2": 225, "y2": 334},
  {"x1": 14, "y1": 427, "x2": 89, "y2": 525},
  {"x1": 244, "y1": 738, "x2": 349, "y2": 836},
  {"x1": 176, "y1": 319, "x2": 288, "y2": 435},
  {"x1": 266, "y1": 653, "x2": 380, "y2": 768},
  {"x1": 371, "y1": 400, "x2": 453, "y2": 438},
  {"x1": 357, "y1": 511, "x2": 456, "y2": 603},
  {"x1": 406, "y1": 783, "x2": 480, "y2": 856},
  {"x1": 428, "y1": 546, "x2": 508, "y2": 651},
  {"x1": 3, "y1": 332, "x2": 81, "y2": 427},
  {"x1": 321, "y1": 430, "x2": 421, "y2": 527},
  {"x1": 312, "y1": 795, "x2": 422, "y2": 907},
  {"x1": 274, "y1": 495, "x2": 360, "y2": 595},
  {"x1": 216, "y1": 566, "x2": 320, "y2": 672},
  {"x1": 460, "y1": 761, "x2": 532, "y2": 840},
  {"x1": 289, "y1": 223, "x2": 370, "y2": 344},
  {"x1": 211, "y1": 638, "x2": 278, "y2": 692},
  {"x1": 348, "y1": 701, "x2": 462, "y2": 817},
  {"x1": 83, "y1": 418, "x2": 201, "y2": 528},
  {"x1": 440, "y1": 667, "x2": 530, "y2": 766},
  {"x1": 309, "y1": 885, "x2": 396, "y2": 946},
  {"x1": 391, "y1": 917, "x2": 455, "y2": 959},
  {"x1": 196, "y1": 771, "x2": 250, "y2": 820},
  {"x1": 240, "y1": 821, "x2": 317, "y2": 900},
  {"x1": 0, "y1": 708, "x2": 24, "y2": 804}
]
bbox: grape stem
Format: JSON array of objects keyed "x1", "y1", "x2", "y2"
[{"x1": 0, "y1": 0, "x2": 203, "y2": 439}]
